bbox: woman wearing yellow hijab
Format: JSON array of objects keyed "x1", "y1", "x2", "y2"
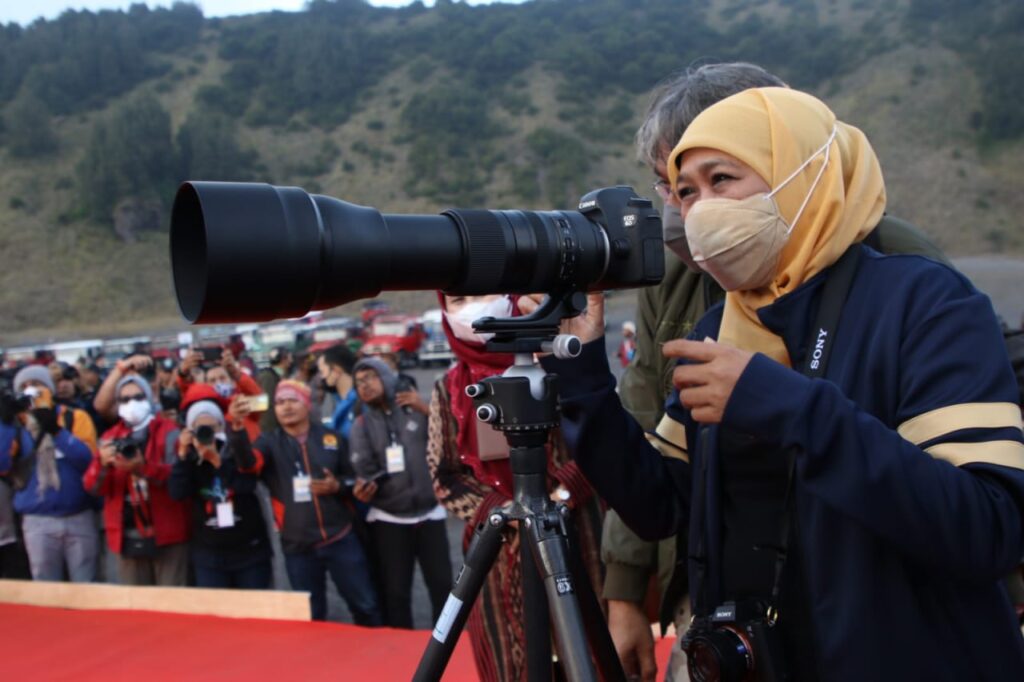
[{"x1": 537, "y1": 87, "x2": 1024, "y2": 680}]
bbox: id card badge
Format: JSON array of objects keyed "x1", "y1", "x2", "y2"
[
  {"x1": 386, "y1": 443, "x2": 406, "y2": 474},
  {"x1": 293, "y1": 474, "x2": 312, "y2": 503},
  {"x1": 216, "y1": 501, "x2": 235, "y2": 528}
]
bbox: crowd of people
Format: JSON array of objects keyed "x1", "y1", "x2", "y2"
[{"x1": 2, "y1": 60, "x2": 1024, "y2": 682}]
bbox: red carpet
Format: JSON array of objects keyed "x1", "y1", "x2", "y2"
[{"x1": 0, "y1": 603, "x2": 677, "y2": 680}]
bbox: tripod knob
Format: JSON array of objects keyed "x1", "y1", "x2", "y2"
[
  {"x1": 465, "y1": 383, "x2": 486, "y2": 398},
  {"x1": 543, "y1": 334, "x2": 582, "y2": 359},
  {"x1": 476, "y1": 404, "x2": 498, "y2": 423}
]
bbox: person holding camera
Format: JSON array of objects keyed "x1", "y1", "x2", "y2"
[
  {"x1": 0, "y1": 389, "x2": 34, "y2": 579},
  {"x1": 169, "y1": 398, "x2": 272, "y2": 589},
  {"x1": 177, "y1": 347, "x2": 265, "y2": 440},
  {"x1": 83, "y1": 375, "x2": 190, "y2": 586},
  {"x1": 347, "y1": 357, "x2": 450, "y2": 629},
  {"x1": 0, "y1": 371, "x2": 97, "y2": 583},
  {"x1": 535, "y1": 87, "x2": 1024, "y2": 680},
  {"x1": 226, "y1": 379, "x2": 382, "y2": 624},
  {"x1": 603, "y1": 62, "x2": 955, "y2": 682},
  {"x1": 92, "y1": 354, "x2": 160, "y2": 426}
]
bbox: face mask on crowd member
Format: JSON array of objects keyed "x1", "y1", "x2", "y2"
[
  {"x1": 14, "y1": 365, "x2": 56, "y2": 405},
  {"x1": 116, "y1": 376, "x2": 155, "y2": 430},
  {"x1": 680, "y1": 126, "x2": 838, "y2": 291},
  {"x1": 443, "y1": 295, "x2": 513, "y2": 346},
  {"x1": 205, "y1": 366, "x2": 236, "y2": 400}
]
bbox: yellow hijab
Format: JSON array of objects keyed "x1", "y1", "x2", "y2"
[{"x1": 666, "y1": 87, "x2": 887, "y2": 366}]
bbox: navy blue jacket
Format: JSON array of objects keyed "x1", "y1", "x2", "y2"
[{"x1": 545, "y1": 247, "x2": 1024, "y2": 680}]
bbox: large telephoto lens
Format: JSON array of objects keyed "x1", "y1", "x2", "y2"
[{"x1": 170, "y1": 181, "x2": 663, "y2": 323}]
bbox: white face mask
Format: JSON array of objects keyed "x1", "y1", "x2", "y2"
[
  {"x1": 213, "y1": 382, "x2": 234, "y2": 399},
  {"x1": 118, "y1": 398, "x2": 153, "y2": 428},
  {"x1": 684, "y1": 126, "x2": 837, "y2": 291},
  {"x1": 444, "y1": 296, "x2": 514, "y2": 345}
]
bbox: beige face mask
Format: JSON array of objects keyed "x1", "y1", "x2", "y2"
[{"x1": 684, "y1": 126, "x2": 837, "y2": 291}]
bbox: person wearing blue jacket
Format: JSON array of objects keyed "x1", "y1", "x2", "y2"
[
  {"x1": 8, "y1": 386, "x2": 97, "y2": 582},
  {"x1": 318, "y1": 343, "x2": 360, "y2": 441},
  {"x1": 0, "y1": 411, "x2": 34, "y2": 578},
  {"x1": 532, "y1": 87, "x2": 1024, "y2": 681}
]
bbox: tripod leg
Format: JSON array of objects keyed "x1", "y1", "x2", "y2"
[
  {"x1": 563, "y1": 510, "x2": 627, "y2": 682},
  {"x1": 521, "y1": 523, "x2": 554, "y2": 682},
  {"x1": 413, "y1": 510, "x2": 508, "y2": 682},
  {"x1": 526, "y1": 516, "x2": 599, "y2": 682}
]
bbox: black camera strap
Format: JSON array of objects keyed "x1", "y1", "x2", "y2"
[{"x1": 691, "y1": 244, "x2": 862, "y2": 620}]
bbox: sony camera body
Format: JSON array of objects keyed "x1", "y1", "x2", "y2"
[{"x1": 682, "y1": 600, "x2": 790, "y2": 682}]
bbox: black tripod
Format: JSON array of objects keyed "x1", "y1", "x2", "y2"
[{"x1": 413, "y1": 293, "x2": 626, "y2": 682}]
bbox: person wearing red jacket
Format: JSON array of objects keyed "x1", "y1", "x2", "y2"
[
  {"x1": 177, "y1": 348, "x2": 264, "y2": 441},
  {"x1": 82, "y1": 375, "x2": 190, "y2": 586}
]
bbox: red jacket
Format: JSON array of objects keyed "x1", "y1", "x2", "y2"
[
  {"x1": 82, "y1": 415, "x2": 190, "y2": 553},
  {"x1": 179, "y1": 375, "x2": 264, "y2": 441}
]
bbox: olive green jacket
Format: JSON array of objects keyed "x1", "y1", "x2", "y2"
[{"x1": 601, "y1": 215, "x2": 949, "y2": 630}]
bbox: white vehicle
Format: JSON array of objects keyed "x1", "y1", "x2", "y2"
[
  {"x1": 49, "y1": 339, "x2": 103, "y2": 364},
  {"x1": 418, "y1": 309, "x2": 453, "y2": 367}
]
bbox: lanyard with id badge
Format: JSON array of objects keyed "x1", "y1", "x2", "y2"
[
  {"x1": 386, "y1": 415, "x2": 406, "y2": 475},
  {"x1": 211, "y1": 477, "x2": 235, "y2": 528},
  {"x1": 293, "y1": 460, "x2": 312, "y2": 503}
]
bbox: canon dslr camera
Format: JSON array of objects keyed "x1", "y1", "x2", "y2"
[{"x1": 681, "y1": 600, "x2": 790, "y2": 682}]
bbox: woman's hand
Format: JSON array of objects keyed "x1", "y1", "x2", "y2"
[
  {"x1": 518, "y1": 292, "x2": 606, "y2": 348},
  {"x1": 665, "y1": 339, "x2": 754, "y2": 423}
]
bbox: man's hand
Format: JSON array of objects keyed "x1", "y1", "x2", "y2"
[
  {"x1": 227, "y1": 395, "x2": 251, "y2": 430},
  {"x1": 117, "y1": 354, "x2": 153, "y2": 376},
  {"x1": 608, "y1": 600, "x2": 658, "y2": 682},
  {"x1": 664, "y1": 339, "x2": 754, "y2": 423},
  {"x1": 352, "y1": 478, "x2": 378, "y2": 502},
  {"x1": 395, "y1": 390, "x2": 429, "y2": 415},
  {"x1": 99, "y1": 441, "x2": 118, "y2": 467},
  {"x1": 518, "y1": 292, "x2": 606, "y2": 348},
  {"x1": 220, "y1": 348, "x2": 241, "y2": 380},
  {"x1": 179, "y1": 351, "x2": 202, "y2": 377},
  {"x1": 311, "y1": 468, "x2": 341, "y2": 496}
]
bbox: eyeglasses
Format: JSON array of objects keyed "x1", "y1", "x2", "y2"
[
  {"x1": 118, "y1": 394, "x2": 147, "y2": 405},
  {"x1": 651, "y1": 179, "x2": 673, "y2": 203},
  {"x1": 354, "y1": 377, "x2": 378, "y2": 388}
]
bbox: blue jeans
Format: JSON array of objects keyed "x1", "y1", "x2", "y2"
[
  {"x1": 284, "y1": 531, "x2": 382, "y2": 625},
  {"x1": 193, "y1": 560, "x2": 273, "y2": 590}
]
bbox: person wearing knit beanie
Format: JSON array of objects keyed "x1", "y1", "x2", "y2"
[
  {"x1": 185, "y1": 400, "x2": 225, "y2": 432},
  {"x1": 13, "y1": 365, "x2": 55, "y2": 394}
]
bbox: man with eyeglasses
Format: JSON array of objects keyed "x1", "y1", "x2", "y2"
[
  {"x1": 604, "y1": 62, "x2": 949, "y2": 681},
  {"x1": 83, "y1": 374, "x2": 190, "y2": 585}
]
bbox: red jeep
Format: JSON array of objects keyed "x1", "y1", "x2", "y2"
[{"x1": 360, "y1": 315, "x2": 426, "y2": 368}]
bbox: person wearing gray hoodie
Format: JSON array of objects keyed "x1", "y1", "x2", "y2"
[{"x1": 349, "y1": 356, "x2": 452, "y2": 629}]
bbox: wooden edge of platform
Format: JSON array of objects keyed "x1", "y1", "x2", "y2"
[{"x1": 0, "y1": 579, "x2": 311, "y2": 621}]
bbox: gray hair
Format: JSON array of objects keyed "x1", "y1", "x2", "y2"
[{"x1": 634, "y1": 62, "x2": 788, "y2": 170}]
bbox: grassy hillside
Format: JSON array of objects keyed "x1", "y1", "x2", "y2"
[{"x1": 0, "y1": 0, "x2": 1022, "y2": 345}]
